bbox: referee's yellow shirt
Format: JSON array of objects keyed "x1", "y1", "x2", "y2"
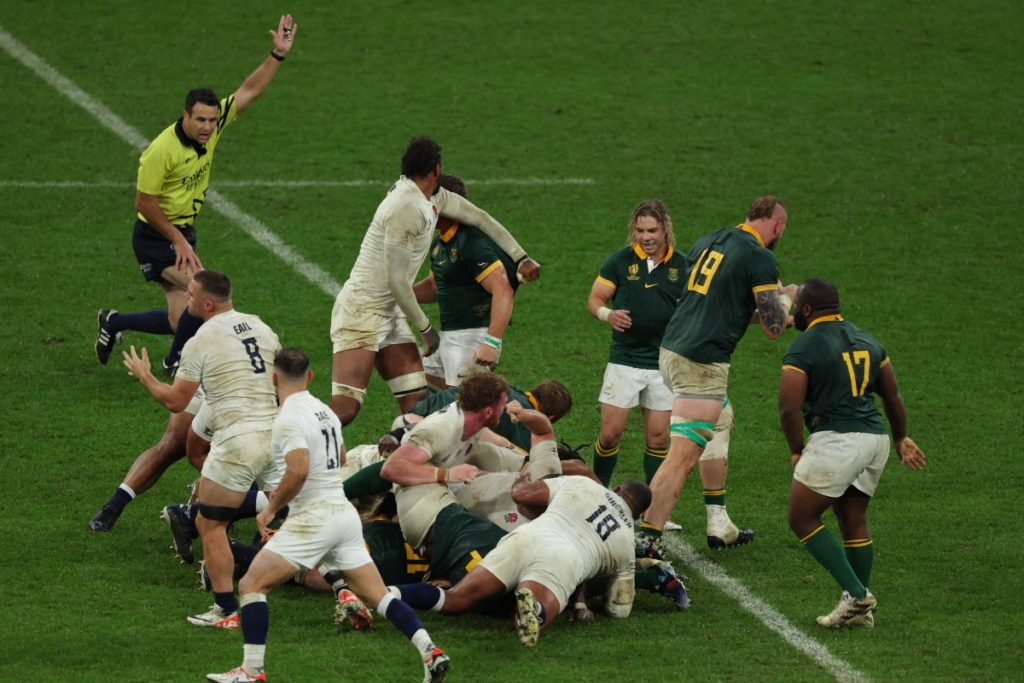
[{"x1": 136, "y1": 96, "x2": 237, "y2": 227}]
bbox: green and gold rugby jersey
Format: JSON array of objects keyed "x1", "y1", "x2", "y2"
[
  {"x1": 363, "y1": 520, "x2": 429, "y2": 585},
  {"x1": 429, "y1": 223, "x2": 519, "y2": 331},
  {"x1": 661, "y1": 224, "x2": 779, "y2": 364},
  {"x1": 595, "y1": 243, "x2": 687, "y2": 369},
  {"x1": 136, "y1": 96, "x2": 237, "y2": 227},
  {"x1": 782, "y1": 315, "x2": 888, "y2": 434}
]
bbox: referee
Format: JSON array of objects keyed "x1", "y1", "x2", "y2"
[{"x1": 95, "y1": 14, "x2": 298, "y2": 376}]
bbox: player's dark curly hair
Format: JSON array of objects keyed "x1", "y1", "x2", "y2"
[
  {"x1": 185, "y1": 88, "x2": 220, "y2": 114},
  {"x1": 797, "y1": 278, "x2": 841, "y2": 314},
  {"x1": 746, "y1": 195, "x2": 786, "y2": 222},
  {"x1": 457, "y1": 372, "x2": 508, "y2": 412},
  {"x1": 556, "y1": 440, "x2": 588, "y2": 462},
  {"x1": 401, "y1": 137, "x2": 442, "y2": 178},
  {"x1": 530, "y1": 380, "x2": 572, "y2": 423},
  {"x1": 439, "y1": 173, "x2": 467, "y2": 198},
  {"x1": 274, "y1": 348, "x2": 310, "y2": 380},
  {"x1": 618, "y1": 480, "x2": 653, "y2": 519}
]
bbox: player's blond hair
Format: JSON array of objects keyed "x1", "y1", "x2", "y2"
[{"x1": 627, "y1": 199, "x2": 675, "y2": 248}]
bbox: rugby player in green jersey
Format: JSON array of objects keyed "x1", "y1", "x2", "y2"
[
  {"x1": 415, "y1": 175, "x2": 520, "y2": 388},
  {"x1": 640, "y1": 196, "x2": 799, "y2": 553},
  {"x1": 779, "y1": 279, "x2": 925, "y2": 628},
  {"x1": 408, "y1": 379, "x2": 572, "y2": 452},
  {"x1": 587, "y1": 200, "x2": 686, "y2": 487}
]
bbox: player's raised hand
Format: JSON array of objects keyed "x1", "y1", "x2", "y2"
[
  {"x1": 122, "y1": 345, "x2": 152, "y2": 379},
  {"x1": 897, "y1": 437, "x2": 926, "y2": 470},
  {"x1": 505, "y1": 400, "x2": 524, "y2": 422},
  {"x1": 270, "y1": 14, "x2": 298, "y2": 56}
]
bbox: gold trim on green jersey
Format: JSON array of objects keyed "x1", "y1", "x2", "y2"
[
  {"x1": 782, "y1": 364, "x2": 806, "y2": 374},
  {"x1": 594, "y1": 275, "x2": 616, "y2": 291},
  {"x1": 632, "y1": 242, "x2": 674, "y2": 262},
  {"x1": 474, "y1": 260, "x2": 503, "y2": 283},
  {"x1": 526, "y1": 391, "x2": 539, "y2": 411},
  {"x1": 805, "y1": 314, "x2": 844, "y2": 331},
  {"x1": 439, "y1": 224, "x2": 460, "y2": 243},
  {"x1": 736, "y1": 222, "x2": 765, "y2": 248}
]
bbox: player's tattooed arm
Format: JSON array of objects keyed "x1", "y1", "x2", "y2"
[{"x1": 755, "y1": 289, "x2": 789, "y2": 339}]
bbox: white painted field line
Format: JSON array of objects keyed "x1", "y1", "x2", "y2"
[
  {"x1": 661, "y1": 535, "x2": 870, "y2": 683},
  {"x1": 0, "y1": 178, "x2": 595, "y2": 189},
  {"x1": 0, "y1": 26, "x2": 341, "y2": 297}
]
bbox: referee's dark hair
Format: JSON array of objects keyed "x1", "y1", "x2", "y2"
[
  {"x1": 798, "y1": 278, "x2": 841, "y2": 314},
  {"x1": 274, "y1": 348, "x2": 310, "y2": 380},
  {"x1": 192, "y1": 270, "x2": 231, "y2": 302},
  {"x1": 185, "y1": 88, "x2": 220, "y2": 114},
  {"x1": 401, "y1": 137, "x2": 442, "y2": 178}
]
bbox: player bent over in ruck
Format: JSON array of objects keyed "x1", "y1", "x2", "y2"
[
  {"x1": 392, "y1": 476, "x2": 650, "y2": 648},
  {"x1": 207, "y1": 348, "x2": 449, "y2": 683},
  {"x1": 779, "y1": 279, "x2": 925, "y2": 629}
]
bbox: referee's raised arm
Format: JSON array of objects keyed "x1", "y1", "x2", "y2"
[{"x1": 233, "y1": 14, "x2": 298, "y2": 114}]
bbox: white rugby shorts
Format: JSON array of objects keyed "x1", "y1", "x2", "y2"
[
  {"x1": 265, "y1": 502, "x2": 372, "y2": 572},
  {"x1": 598, "y1": 362, "x2": 673, "y2": 411},
  {"x1": 794, "y1": 430, "x2": 890, "y2": 498}
]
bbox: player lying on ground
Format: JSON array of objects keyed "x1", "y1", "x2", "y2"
[{"x1": 392, "y1": 476, "x2": 651, "y2": 647}]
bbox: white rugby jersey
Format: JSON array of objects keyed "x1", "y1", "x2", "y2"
[
  {"x1": 177, "y1": 309, "x2": 280, "y2": 444},
  {"x1": 395, "y1": 402, "x2": 481, "y2": 548},
  {"x1": 271, "y1": 391, "x2": 348, "y2": 510},
  {"x1": 534, "y1": 477, "x2": 635, "y2": 581},
  {"x1": 342, "y1": 176, "x2": 440, "y2": 312},
  {"x1": 404, "y1": 402, "x2": 478, "y2": 467}
]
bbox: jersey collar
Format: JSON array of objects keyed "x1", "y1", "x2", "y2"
[
  {"x1": 174, "y1": 119, "x2": 208, "y2": 157},
  {"x1": 736, "y1": 223, "x2": 765, "y2": 248},
  {"x1": 525, "y1": 391, "x2": 539, "y2": 411},
  {"x1": 632, "y1": 242, "x2": 674, "y2": 263},
  {"x1": 806, "y1": 314, "x2": 844, "y2": 330},
  {"x1": 439, "y1": 224, "x2": 460, "y2": 243}
]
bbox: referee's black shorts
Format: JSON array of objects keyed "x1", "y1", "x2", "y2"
[{"x1": 132, "y1": 219, "x2": 197, "y2": 283}]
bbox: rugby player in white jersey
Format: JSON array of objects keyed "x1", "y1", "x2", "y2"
[
  {"x1": 122, "y1": 270, "x2": 280, "y2": 629},
  {"x1": 391, "y1": 475, "x2": 650, "y2": 647},
  {"x1": 207, "y1": 348, "x2": 449, "y2": 683},
  {"x1": 329, "y1": 137, "x2": 541, "y2": 426}
]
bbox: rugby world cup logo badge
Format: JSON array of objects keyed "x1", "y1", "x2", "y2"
[{"x1": 627, "y1": 263, "x2": 640, "y2": 281}]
